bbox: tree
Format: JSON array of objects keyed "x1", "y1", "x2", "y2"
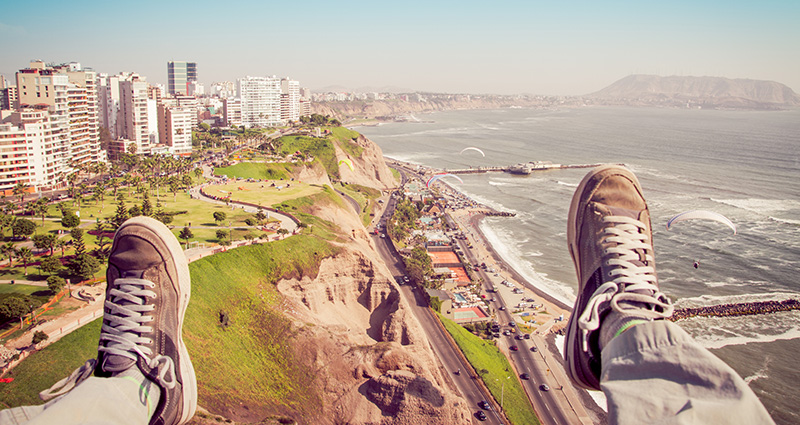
[
  {"x1": 213, "y1": 211, "x2": 226, "y2": 225},
  {"x1": 276, "y1": 228, "x2": 289, "y2": 239},
  {"x1": 32, "y1": 233, "x2": 57, "y2": 256},
  {"x1": 254, "y1": 209, "x2": 267, "y2": 224},
  {"x1": 16, "y1": 247, "x2": 32, "y2": 275},
  {"x1": 12, "y1": 218, "x2": 36, "y2": 239},
  {"x1": 46, "y1": 275, "x2": 66, "y2": 294},
  {"x1": 1, "y1": 242, "x2": 16, "y2": 265},
  {"x1": 61, "y1": 213, "x2": 80, "y2": 230},
  {"x1": 216, "y1": 229, "x2": 228, "y2": 241},
  {"x1": 0, "y1": 213, "x2": 13, "y2": 237},
  {"x1": 179, "y1": 226, "x2": 193, "y2": 249},
  {"x1": 32, "y1": 198, "x2": 50, "y2": 225},
  {"x1": 128, "y1": 205, "x2": 142, "y2": 217},
  {"x1": 193, "y1": 167, "x2": 203, "y2": 182},
  {"x1": 181, "y1": 174, "x2": 193, "y2": 189},
  {"x1": 0, "y1": 295, "x2": 33, "y2": 329},
  {"x1": 141, "y1": 192, "x2": 153, "y2": 217},
  {"x1": 244, "y1": 218, "x2": 256, "y2": 226},
  {"x1": 32, "y1": 330, "x2": 49, "y2": 345},
  {"x1": 68, "y1": 253, "x2": 101, "y2": 281},
  {"x1": 12, "y1": 182, "x2": 28, "y2": 206},
  {"x1": 40, "y1": 256, "x2": 63, "y2": 275},
  {"x1": 93, "y1": 183, "x2": 107, "y2": 210},
  {"x1": 70, "y1": 228, "x2": 86, "y2": 256},
  {"x1": 170, "y1": 180, "x2": 180, "y2": 202},
  {"x1": 54, "y1": 238, "x2": 68, "y2": 258},
  {"x1": 112, "y1": 199, "x2": 129, "y2": 228}
]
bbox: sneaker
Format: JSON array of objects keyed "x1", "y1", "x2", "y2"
[
  {"x1": 564, "y1": 165, "x2": 673, "y2": 390},
  {"x1": 97, "y1": 216, "x2": 197, "y2": 425}
]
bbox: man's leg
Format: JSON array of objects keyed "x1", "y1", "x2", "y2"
[
  {"x1": 563, "y1": 165, "x2": 773, "y2": 424},
  {"x1": 0, "y1": 375, "x2": 157, "y2": 425},
  {"x1": 0, "y1": 216, "x2": 196, "y2": 425}
]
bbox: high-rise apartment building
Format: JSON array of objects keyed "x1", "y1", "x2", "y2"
[
  {"x1": 223, "y1": 98, "x2": 242, "y2": 127},
  {"x1": 0, "y1": 87, "x2": 17, "y2": 110},
  {"x1": 16, "y1": 61, "x2": 101, "y2": 173},
  {"x1": 158, "y1": 106, "x2": 193, "y2": 156},
  {"x1": 119, "y1": 78, "x2": 151, "y2": 154},
  {"x1": 237, "y1": 76, "x2": 282, "y2": 128},
  {"x1": 167, "y1": 61, "x2": 197, "y2": 96},
  {"x1": 0, "y1": 107, "x2": 69, "y2": 194},
  {"x1": 280, "y1": 78, "x2": 300, "y2": 123}
]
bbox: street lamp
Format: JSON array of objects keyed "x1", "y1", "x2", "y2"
[{"x1": 497, "y1": 375, "x2": 510, "y2": 411}]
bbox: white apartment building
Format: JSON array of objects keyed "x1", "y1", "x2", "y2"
[
  {"x1": 223, "y1": 98, "x2": 242, "y2": 127},
  {"x1": 160, "y1": 106, "x2": 193, "y2": 156},
  {"x1": 237, "y1": 76, "x2": 282, "y2": 128},
  {"x1": 119, "y1": 79, "x2": 151, "y2": 154},
  {"x1": 0, "y1": 108, "x2": 69, "y2": 194},
  {"x1": 16, "y1": 61, "x2": 101, "y2": 178},
  {"x1": 280, "y1": 78, "x2": 300, "y2": 123}
]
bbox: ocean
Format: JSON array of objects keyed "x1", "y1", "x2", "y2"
[{"x1": 357, "y1": 107, "x2": 800, "y2": 424}]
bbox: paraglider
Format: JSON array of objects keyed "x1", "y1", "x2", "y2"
[
  {"x1": 460, "y1": 147, "x2": 486, "y2": 157},
  {"x1": 426, "y1": 173, "x2": 464, "y2": 188},
  {"x1": 666, "y1": 210, "x2": 737, "y2": 234},
  {"x1": 338, "y1": 158, "x2": 354, "y2": 171}
]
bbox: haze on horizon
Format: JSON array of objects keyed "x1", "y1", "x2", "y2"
[{"x1": 1, "y1": 0, "x2": 798, "y2": 96}]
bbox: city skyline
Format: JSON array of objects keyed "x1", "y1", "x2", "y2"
[{"x1": 1, "y1": 0, "x2": 799, "y2": 95}]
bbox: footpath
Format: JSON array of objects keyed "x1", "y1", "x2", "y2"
[{"x1": 1, "y1": 173, "x2": 301, "y2": 375}]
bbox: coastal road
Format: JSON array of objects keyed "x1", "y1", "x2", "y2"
[
  {"x1": 394, "y1": 162, "x2": 588, "y2": 425},
  {"x1": 372, "y1": 191, "x2": 505, "y2": 424},
  {"x1": 446, "y1": 212, "x2": 590, "y2": 425}
]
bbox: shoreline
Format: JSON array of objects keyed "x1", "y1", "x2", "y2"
[{"x1": 467, "y1": 212, "x2": 572, "y2": 312}]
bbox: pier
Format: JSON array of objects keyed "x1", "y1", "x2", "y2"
[{"x1": 444, "y1": 162, "x2": 622, "y2": 175}]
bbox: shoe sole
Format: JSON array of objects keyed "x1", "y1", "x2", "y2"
[
  {"x1": 564, "y1": 164, "x2": 641, "y2": 390},
  {"x1": 118, "y1": 217, "x2": 197, "y2": 424}
]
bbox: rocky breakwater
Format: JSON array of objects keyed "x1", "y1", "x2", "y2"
[{"x1": 671, "y1": 298, "x2": 800, "y2": 321}]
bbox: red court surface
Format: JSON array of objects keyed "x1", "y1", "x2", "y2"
[{"x1": 428, "y1": 250, "x2": 459, "y2": 264}]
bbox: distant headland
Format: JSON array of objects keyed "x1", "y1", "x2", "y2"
[{"x1": 311, "y1": 75, "x2": 799, "y2": 121}]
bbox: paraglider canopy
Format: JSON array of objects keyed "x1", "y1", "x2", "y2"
[
  {"x1": 426, "y1": 173, "x2": 464, "y2": 188},
  {"x1": 666, "y1": 210, "x2": 737, "y2": 234},
  {"x1": 338, "y1": 158, "x2": 354, "y2": 171},
  {"x1": 460, "y1": 147, "x2": 486, "y2": 157}
]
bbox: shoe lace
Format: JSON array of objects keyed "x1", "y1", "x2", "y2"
[
  {"x1": 577, "y1": 215, "x2": 673, "y2": 352},
  {"x1": 39, "y1": 278, "x2": 176, "y2": 402}
]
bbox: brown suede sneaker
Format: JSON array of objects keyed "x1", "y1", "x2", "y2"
[
  {"x1": 97, "y1": 216, "x2": 197, "y2": 425},
  {"x1": 564, "y1": 165, "x2": 673, "y2": 390}
]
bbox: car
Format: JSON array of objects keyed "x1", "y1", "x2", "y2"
[
  {"x1": 403, "y1": 276, "x2": 410, "y2": 282},
  {"x1": 499, "y1": 306, "x2": 506, "y2": 311},
  {"x1": 515, "y1": 335, "x2": 524, "y2": 340},
  {"x1": 508, "y1": 321, "x2": 515, "y2": 327},
  {"x1": 540, "y1": 384, "x2": 550, "y2": 391},
  {"x1": 380, "y1": 234, "x2": 386, "y2": 238},
  {"x1": 476, "y1": 410, "x2": 487, "y2": 421},
  {"x1": 523, "y1": 333, "x2": 531, "y2": 340},
  {"x1": 520, "y1": 373, "x2": 530, "y2": 380},
  {"x1": 503, "y1": 330, "x2": 511, "y2": 336},
  {"x1": 530, "y1": 346, "x2": 538, "y2": 352},
  {"x1": 478, "y1": 400, "x2": 492, "y2": 410},
  {"x1": 510, "y1": 345, "x2": 519, "y2": 351}
]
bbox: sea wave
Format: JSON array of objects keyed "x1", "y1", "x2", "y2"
[
  {"x1": 478, "y1": 220, "x2": 575, "y2": 305},
  {"x1": 556, "y1": 180, "x2": 578, "y2": 188},
  {"x1": 674, "y1": 291, "x2": 800, "y2": 308},
  {"x1": 679, "y1": 310, "x2": 800, "y2": 350},
  {"x1": 711, "y1": 198, "x2": 800, "y2": 215}
]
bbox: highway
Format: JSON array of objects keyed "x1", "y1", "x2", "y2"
[
  {"x1": 371, "y1": 192, "x2": 506, "y2": 424},
  {"x1": 386, "y1": 161, "x2": 590, "y2": 425}
]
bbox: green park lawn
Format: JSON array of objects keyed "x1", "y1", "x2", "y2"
[
  {"x1": 438, "y1": 313, "x2": 541, "y2": 425},
  {"x1": 0, "y1": 236, "x2": 342, "y2": 421},
  {"x1": 204, "y1": 181, "x2": 321, "y2": 208},
  {"x1": 214, "y1": 162, "x2": 297, "y2": 181}
]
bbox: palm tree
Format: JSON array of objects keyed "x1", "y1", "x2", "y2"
[
  {"x1": 2, "y1": 242, "x2": 17, "y2": 266},
  {"x1": 54, "y1": 238, "x2": 68, "y2": 258},
  {"x1": 33, "y1": 198, "x2": 50, "y2": 225},
  {"x1": 16, "y1": 247, "x2": 32, "y2": 275},
  {"x1": 13, "y1": 182, "x2": 28, "y2": 206}
]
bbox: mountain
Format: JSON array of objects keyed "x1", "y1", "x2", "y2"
[{"x1": 587, "y1": 75, "x2": 800, "y2": 110}]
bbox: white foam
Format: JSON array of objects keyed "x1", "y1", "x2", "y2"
[
  {"x1": 674, "y1": 291, "x2": 800, "y2": 308},
  {"x1": 678, "y1": 309, "x2": 800, "y2": 349},
  {"x1": 712, "y1": 198, "x2": 800, "y2": 215},
  {"x1": 478, "y1": 220, "x2": 575, "y2": 305},
  {"x1": 744, "y1": 359, "x2": 771, "y2": 385},
  {"x1": 556, "y1": 181, "x2": 578, "y2": 188}
]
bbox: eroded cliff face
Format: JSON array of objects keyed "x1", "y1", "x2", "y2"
[
  {"x1": 335, "y1": 134, "x2": 398, "y2": 190},
  {"x1": 278, "y1": 248, "x2": 470, "y2": 425}
]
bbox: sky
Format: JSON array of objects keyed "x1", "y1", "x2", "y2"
[{"x1": 1, "y1": 0, "x2": 798, "y2": 95}]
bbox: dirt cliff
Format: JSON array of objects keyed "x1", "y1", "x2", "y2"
[{"x1": 274, "y1": 136, "x2": 470, "y2": 424}]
